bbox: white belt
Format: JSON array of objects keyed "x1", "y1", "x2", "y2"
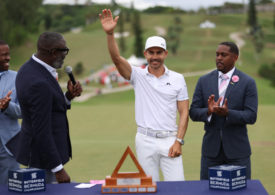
[{"x1": 137, "y1": 127, "x2": 177, "y2": 138}]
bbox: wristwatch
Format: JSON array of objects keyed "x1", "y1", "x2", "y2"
[{"x1": 176, "y1": 138, "x2": 184, "y2": 145}]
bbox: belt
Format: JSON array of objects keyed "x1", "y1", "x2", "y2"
[{"x1": 137, "y1": 127, "x2": 177, "y2": 138}]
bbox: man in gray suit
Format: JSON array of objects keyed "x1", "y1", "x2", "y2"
[
  {"x1": 0, "y1": 40, "x2": 21, "y2": 184},
  {"x1": 189, "y1": 42, "x2": 258, "y2": 180}
]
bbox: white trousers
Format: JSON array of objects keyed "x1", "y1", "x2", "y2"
[{"x1": 135, "y1": 132, "x2": 185, "y2": 182}]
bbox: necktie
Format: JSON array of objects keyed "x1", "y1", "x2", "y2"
[{"x1": 219, "y1": 74, "x2": 229, "y2": 105}]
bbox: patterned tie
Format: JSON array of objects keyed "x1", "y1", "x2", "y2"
[{"x1": 219, "y1": 74, "x2": 229, "y2": 105}]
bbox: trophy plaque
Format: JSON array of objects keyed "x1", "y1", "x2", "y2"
[{"x1": 101, "y1": 146, "x2": 157, "y2": 193}]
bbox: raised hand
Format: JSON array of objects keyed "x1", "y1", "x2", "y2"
[{"x1": 99, "y1": 9, "x2": 119, "y2": 35}]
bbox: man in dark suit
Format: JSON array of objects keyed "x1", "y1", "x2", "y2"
[
  {"x1": 11, "y1": 32, "x2": 82, "y2": 183},
  {"x1": 189, "y1": 42, "x2": 258, "y2": 180}
]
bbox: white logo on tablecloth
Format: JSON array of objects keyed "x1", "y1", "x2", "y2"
[
  {"x1": 31, "y1": 173, "x2": 37, "y2": 179},
  {"x1": 13, "y1": 173, "x2": 17, "y2": 179},
  {"x1": 217, "y1": 171, "x2": 222, "y2": 177},
  {"x1": 237, "y1": 170, "x2": 241, "y2": 176}
]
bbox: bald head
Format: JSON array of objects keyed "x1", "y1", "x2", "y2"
[
  {"x1": 36, "y1": 32, "x2": 68, "y2": 69},
  {"x1": 37, "y1": 32, "x2": 64, "y2": 51}
]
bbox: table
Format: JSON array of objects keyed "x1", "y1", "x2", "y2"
[{"x1": 0, "y1": 180, "x2": 268, "y2": 195}]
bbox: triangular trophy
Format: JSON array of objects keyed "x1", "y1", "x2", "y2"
[{"x1": 102, "y1": 146, "x2": 157, "y2": 193}]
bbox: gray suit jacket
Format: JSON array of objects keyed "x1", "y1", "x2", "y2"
[
  {"x1": 0, "y1": 70, "x2": 21, "y2": 153},
  {"x1": 189, "y1": 68, "x2": 258, "y2": 159}
]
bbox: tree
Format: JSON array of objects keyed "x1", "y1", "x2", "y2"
[
  {"x1": 247, "y1": 0, "x2": 257, "y2": 31},
  {"x1": 247, "y1": 0, "x2": 264, "y2": 55},
  {"x1": 0, "y1": 0, "x2": 43, "y2": 46},
  {"x1": 167, "y1": 27, "x2": 179, "y2": 55},
  {"x1": 132, "y1": 11, "x2": 143, "y2": 57},
  {"x1": 258, "y1": 63, "x2": 275, "y2": 87},
  {"x1": 74, "y1": 62, "x2": 84, "y2": 75},
  {"x1": 257, "y1": 0, "x2": 273, "y2": 4},
  {"x1": 125, "y1": 9, "x2": 131, "y2": 23},
  {"x1": 118, "y1": 11, "x2": 126, "y2": 54},
  {"x1": 252, "y1": 26, "x2": 264, "y2": 54},
  {"x1": 111, "y1": 0, "x2": 118, "y2": 7},
  {"x1": 167, "y1": 16, "x2": 183, "y2": 55}
]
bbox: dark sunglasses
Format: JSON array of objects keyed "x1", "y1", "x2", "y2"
[
  {"x1": 51, "y1": 47, "x2": 70, "y2": 55},
  {"x1": 39, "y1": 47, "x2": 70, "y2": 55}
]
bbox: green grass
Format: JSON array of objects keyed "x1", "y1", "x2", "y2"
[
  {"x1": 65, "y1": 72, "x2": 275, "y2": 193},
  {"x1": 9, "y1": 12, "x2": 275, "y2": 74},
  {"x1": 66, "y1": 99, "x2": 275, "y2": 194}
]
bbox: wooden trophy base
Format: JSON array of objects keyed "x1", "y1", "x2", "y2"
[
  {"x1": 102, "y1": 180, "x2": 157, "y2": 193},
  {"x1": 101, "y1": 147, "x2": 157, "y2": 194}
]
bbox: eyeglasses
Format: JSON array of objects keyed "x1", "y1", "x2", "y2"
[
  {"x1": 39, "y1": 47, "x2": 70, "y2": 55},
  {"x1": 52, "y1": 47, "x2": 70, "y2": 55}
]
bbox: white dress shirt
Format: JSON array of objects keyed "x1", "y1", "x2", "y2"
[{"x1": 207, "y1": 67, "x2": 235, "y2": 122}]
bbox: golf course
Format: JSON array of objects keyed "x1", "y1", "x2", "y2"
[{"x1": 10, "y1": 11, "x2": 275, "y2": 194}]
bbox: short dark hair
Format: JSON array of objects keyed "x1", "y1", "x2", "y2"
[
  {"x1": 37, "y1": 32, "x2": 64, "y2": 51},
  {"x1": 0, "y1": 40, "x2": 8, "y2": 46},
  {"x1": 219, "y1": 41, "x2": 239, "y2": 56}
]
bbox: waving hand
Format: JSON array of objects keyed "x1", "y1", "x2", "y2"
[{"x1": 99, "y1": 9, "x2": 119, "y2": 35}]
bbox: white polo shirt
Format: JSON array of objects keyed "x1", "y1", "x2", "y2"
[{"x1": 130, "y1": 65, "x2": 188, "y2": 131}]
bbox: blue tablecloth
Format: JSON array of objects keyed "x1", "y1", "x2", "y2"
[{"x1": 0, "y1": 180, "x2": 268, "y2": 195}]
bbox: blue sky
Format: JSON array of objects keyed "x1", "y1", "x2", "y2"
[{"x1": 43, "y1": 0, "x2": 254, "y2": 10}]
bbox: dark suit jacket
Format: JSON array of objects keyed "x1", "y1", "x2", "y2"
[
  {"x1": 189, "y1": 68, "x2": 258, "y2": 159},
  {"x1": 10, "y1": 58, "x2": 72, "y2": 170}
]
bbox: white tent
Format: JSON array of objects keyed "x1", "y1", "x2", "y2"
[
  {"x1": 199, "y1": 20, "x2": 216, "y2": 29},
  {"x1": 127, "y1": 55, "x2": 147, "y2": 67}
]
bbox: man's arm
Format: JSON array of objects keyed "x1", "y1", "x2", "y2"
[
  {"x1": 225, "y1": 79, "x2": 258, "y2": 125},
  {"x1": 168, "y1": 100, "x2": 189, "y2": 158},
  {"x1": 189, "y1": 78, "x2": 209, "y2": 122},
  {"x1": 99, "y1": 9, "x2": 132, "y2": 80}
]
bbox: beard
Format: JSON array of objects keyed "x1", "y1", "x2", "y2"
[
  {"x1": 149, "y1": 59, "x2": 161, "y2": 63},
  {"x1": 52, "y1": 57, "x2": 64, "y2": 69},
  {"x1": 0, "y1": 61, "x2": 9, "y2": 71}
]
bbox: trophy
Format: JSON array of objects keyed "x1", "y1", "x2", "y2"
[{"x1": 102, "y1": 146, "x2": 157, "y2": 193}]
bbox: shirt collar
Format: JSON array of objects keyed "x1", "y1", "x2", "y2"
[
  {"x1": 32, "y1": 54, "x2": 57, "y2": 79},
  {"x1": 145, "y1": 65, "x2": 170, "y2": 77},
  {"x1": 0, "y1": 70, "x2": 8, "y2": 78},
  {"x1": 218, "y1": 67, "x2": 235, "y2": 79}
]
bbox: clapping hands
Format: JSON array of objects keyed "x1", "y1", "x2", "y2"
[
  {"x1": 0, "y1": 91, "x2": 12, "y2": 111},
  {"x1": 207, "y1": 94, "x2": 228, "y2": 116}
]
